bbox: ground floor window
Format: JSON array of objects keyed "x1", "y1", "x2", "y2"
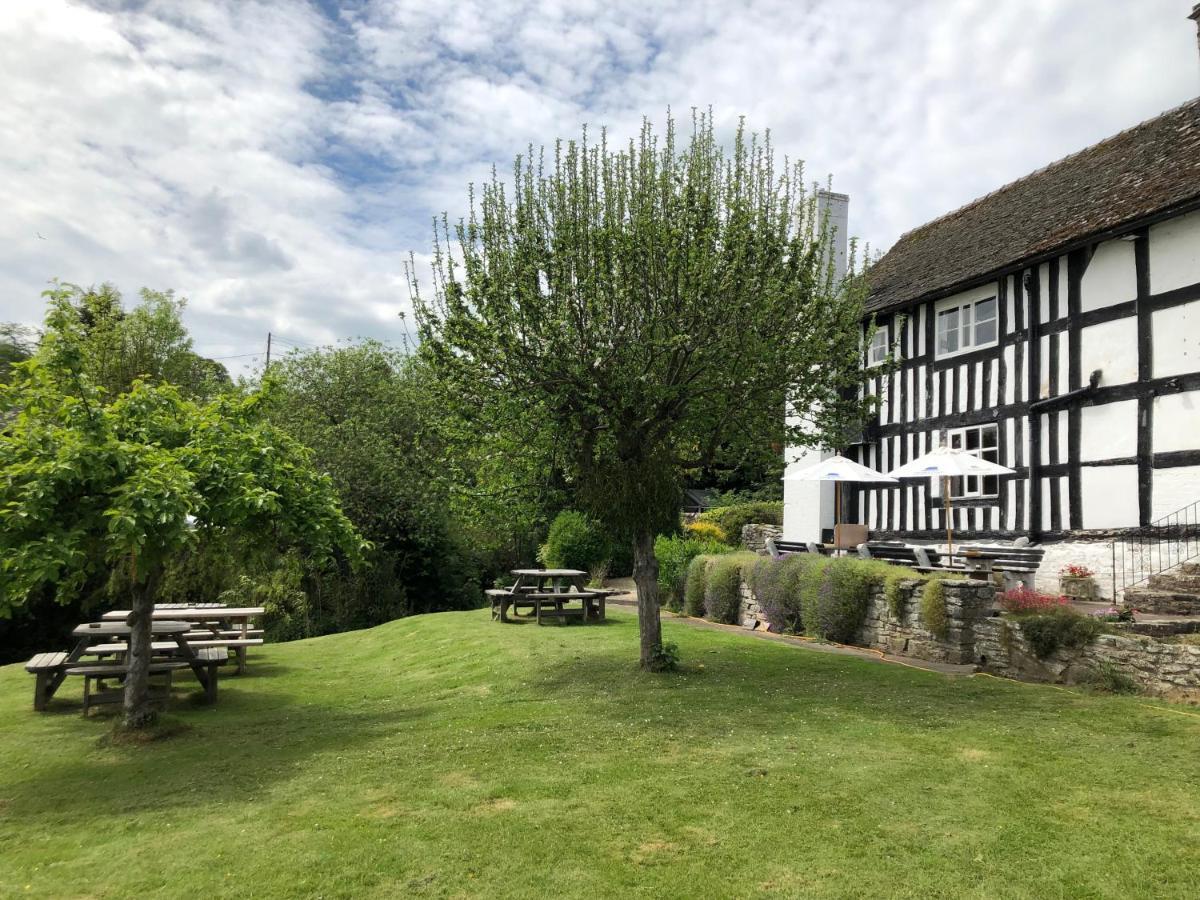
[{"x1": 947, "y1": 423, "x2": 999, "y2": 498}]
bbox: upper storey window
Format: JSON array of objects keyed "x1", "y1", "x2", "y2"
[
  {"x1": 867, "y1": 327, "x2": 889, "y2": 366},
  {"x1": 935, "y1": 295, "x2": 997, "y2": 358}
]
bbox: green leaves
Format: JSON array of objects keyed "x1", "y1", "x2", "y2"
[
  {"x1": 412, "y1": 111, "x2": 876, "y2": 539},
  {"x1": 0, "y1": 290, "x2": 366, "y2": 616}
]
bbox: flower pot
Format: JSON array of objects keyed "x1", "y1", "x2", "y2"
[{"x1": 1059, "y1": 574, "x2": 1097, "y2": 601}]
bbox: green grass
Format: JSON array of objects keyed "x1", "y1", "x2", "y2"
[{"x1": 2, "y1": 610, "x2": 1199, "y2": 898}]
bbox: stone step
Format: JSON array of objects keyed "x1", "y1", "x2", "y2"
[
  {"x1": 1122, "y1": 587, "x2": 1200, "y2": 615},
  {"x1": 1147, "y1": 572, "x2": 1200, "y2": 593}
]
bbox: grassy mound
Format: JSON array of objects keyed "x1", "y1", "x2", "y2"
[{"x1": 0, "y1": 609, "x2": 1197, "y2": 897}]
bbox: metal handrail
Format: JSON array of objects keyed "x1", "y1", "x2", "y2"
[{"x1": 1111, "y1": 498, "x2": 1200, "y2": 599}]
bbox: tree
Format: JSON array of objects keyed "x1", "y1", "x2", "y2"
[
  {"x1": 267, "y1": 342, "x2": 482, "y2": 626},
  {"x1": 61, "y1": 282, "x2": 230, "y2": 399},
  {"x1": 411, "y1": 113, "x2": 879, "y2": 669},
  {"x1": 0, "y1": 323, "x2": 36, "y2": 384},
  {"x1": 0, "y1": 289, "x2": 366, "y2": 727}
]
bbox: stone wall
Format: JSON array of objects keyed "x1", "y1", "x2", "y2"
[
  {"x1": 975, "y1": 619, "x2": 1200, "y2": 699},
  {"x1": 740, "y1": 523, "x2": 782, "y2": 553},
  {"x1": 733, "y1": 569, "x2": 1200, "y2": 699}
]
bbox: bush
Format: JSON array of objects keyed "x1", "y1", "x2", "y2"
[
  {"x1": 884, "y1": 575, "x2": 907, "y2": 619},
  {"x1": 747, "y1": 554, "x2": 820, "y2": 634},
  {"x1": 704, "y1": 553, "x2": 756, "y2": 624},
  {"x1": 1014, "y1": 607, "x2": 1101, "y2": 659},
  {"x1": 684, "y1": 520, "x2": 727, "y2": 543},
  {"x1": 698, "y1": 502, "x2": 784, "y2": 546},
  {"x1": 807, "y1": 558, "x2": 875, "y2": 643},
  {"x1": 683, "y1": 555, "x2": 713, "y2": 617},
  {"x1": 920, "y1": 578, "x2": 949, "y2": 640},
  {"x1": 655, "y1": 535, "x2": 733, "y2": 610},
  {"x1": 1000, "y1": 586, "x2": 1070, "y2": 614},
  {"x1": 1078, "y1": 659, "x2": 1138, "y2": 694},
  {"x1": 646, "y1": 640, "x2": 680, "y2": 672},
  {"x1": 539, "y1": 510, "x2": 611, "y2": 571}
]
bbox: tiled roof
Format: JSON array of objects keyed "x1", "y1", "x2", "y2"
[{"x1": 866, "y1": 97, "x2": 1200, "y2": 314}]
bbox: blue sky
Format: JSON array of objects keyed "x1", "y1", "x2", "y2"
[{"x1": 1, "y1": 0, "x2": 1197, "y2": 372}]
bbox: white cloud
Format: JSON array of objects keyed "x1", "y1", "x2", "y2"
[{"x1": 0, "y1": 0, "x2": 1196, "y2": 371}]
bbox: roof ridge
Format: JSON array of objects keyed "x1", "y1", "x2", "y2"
[{"x1": 889, "y1": 96, "x2": 1200, "y2": 247}]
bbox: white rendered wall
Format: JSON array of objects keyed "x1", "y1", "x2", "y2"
[
  {"x1": 1153, "y1": 390, "x2": 1200, "y2": 453},
  {"x1": 1081, "y1": 317, "x2": 1139, "y2": 387},
  {"x1": 1148, "y1": 209, "x2": 1200, "y2": 294},
  {"x1": 1079, "y1": 239, "x2": 1137, "y2": 312},
  {"x1": 1152, "y1": 300, "x2": 1200, "y2": 379},
  {"x1": 1080, "y1": 465, "x2": 1139, "y2": 529},
  {"x1": 1152, "y1": 466, "x2": 1200, "y2": 521},
  {"x1": 782, "y1": 190, "x2": 848, "y2": 544},
  {"x1": 1080, "y1": 399, "x2": 1138, "y2": 461}
]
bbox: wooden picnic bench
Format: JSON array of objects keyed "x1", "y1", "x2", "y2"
[
  {"x1": 491, "y1": 570, "x2": 608, "y2": 624},
  {"x1": 764, "y1": 538, "x2": 833, "y2": 559},
  {"x1": 102, "y1": 606, "x2": 264, "y2": 673},
  {"x1": 857, "y1": 541, "x2": 946, "y2": 571},
  {"x1": 24, "y1": 620, "x2": 219, "y2": 712}
]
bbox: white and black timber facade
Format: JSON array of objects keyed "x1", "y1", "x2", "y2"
[{"x1": 784, "y1": 97, "x2": 1200, "y2": 584}]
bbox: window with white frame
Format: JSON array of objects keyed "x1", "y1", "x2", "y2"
[
  {"x1": 867, "y1": 327, "x2": 889, "y2": 365},
  {"x1": 946, "y1": 423, "x2": 1000, "y2": 498},
  {"x1": 935, "y1": 295, "x2": 997, "y2": 358}
]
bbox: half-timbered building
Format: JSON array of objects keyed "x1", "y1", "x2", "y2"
[{"x1": 784, "y1": 96, "x2": 1200, "y2": 597}]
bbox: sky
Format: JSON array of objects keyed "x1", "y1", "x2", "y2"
[{"x1": 1, "y1": 0, "x2": 1198, "y2": 371}]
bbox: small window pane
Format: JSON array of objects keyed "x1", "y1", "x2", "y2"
[
  {"x1": 950, "y1": 476, "x2": 964, "y2": 496},
  {"x1": 975, "y1": 297, "x2": 996, "y2": 322},
  {"x1": 966, "y1": 475, "x2": 979, "y2": 494},
  {"x1": 950, "y1": 432, "x2": 963, "y2": 449},
  {"x1": 975, "y1": 317, "x2": 996, "y2": 345},
  {"x1": 983, "y1": 475, "x2": 998, "y2": 496},
  {"x1": 965, "y1": 428, "x2": 980, "y2": 450},
  {"x1": 937, "y1": 309, "x2": 959, "y2": 355},
  {"x1": 982, "y1": 426, "x2": 998, "y2": 448}
]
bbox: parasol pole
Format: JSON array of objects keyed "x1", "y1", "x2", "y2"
[{"x1": 943, "y1": 475, "x2": 954, "y2": 557}]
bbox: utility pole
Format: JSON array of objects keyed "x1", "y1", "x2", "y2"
[{"x1": 265, "y1": 332, "x2": 272, "y2": 369}]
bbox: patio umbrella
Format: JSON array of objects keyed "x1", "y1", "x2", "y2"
[
  {"x1": 784, "y1": 455, "x2": 898, "y2": 552},
  {"x1": 887, "y1": 446, "x2": 1015, "y2": 555}
]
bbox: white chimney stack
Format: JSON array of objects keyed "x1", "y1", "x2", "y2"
[{"x1": 816, "y1": 189, "x2": 850, "y2": 283}]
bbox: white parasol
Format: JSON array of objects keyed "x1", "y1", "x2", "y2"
[
  {"x1": 784, "y1": 455, "x2": 898, "y2": 551},
  {"x1": 888, "y1": 446, "x2": 1015, "y2": 554}
]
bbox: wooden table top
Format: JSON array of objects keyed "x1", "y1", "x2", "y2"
[
  {"x1": 74, "y1": 620, "x2": 192, "y2": 638},
  {"x1": 510, "y1": 569, "x2": 586, "y2": 578},
  {"x1": 102, "y1": 607, "x2": 264, "y2": 621}
]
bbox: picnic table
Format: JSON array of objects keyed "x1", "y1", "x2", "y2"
[
  {"x1": 27, "y1": 620, "x2": 224, "y2": 714},
  {"x1": 489, "y1": 569, "x2": 613, "y2": 624},
  {"x1": 102, "y1": 606, "x2": 264, "y2": 673}
]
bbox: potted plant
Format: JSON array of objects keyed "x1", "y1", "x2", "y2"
[{"x1": 1059, "y1": 564, "x2": 1098, "y2": 601}]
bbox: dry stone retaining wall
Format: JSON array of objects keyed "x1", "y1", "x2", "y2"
[
  {"x1": 734, "y1": 570, "x2": 1200, "y2": 699},
  {"x1": 740, "y1": 524, "x2": 782, "y2": 553}
]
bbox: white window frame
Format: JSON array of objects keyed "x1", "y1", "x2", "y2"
[
  {"x1": 867, "y1": 327, "x2": 889, "y2": 366},
  {"x1": 936, "y1": 424, "x2": 1000, "y2": 499},
  {"x1": 934, "y1": 294, "x2": 998, "y2": 360}
]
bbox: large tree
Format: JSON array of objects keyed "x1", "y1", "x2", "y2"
[
  {"x1": 0, "y1": 289, "x2": 366, "y2": 727},
  {"x1": 411, "y1": 114, "x2": 880, "y2": 669}
]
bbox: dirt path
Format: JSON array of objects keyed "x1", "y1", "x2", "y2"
[{"x1": 603, "y1": 577, "x2": 975, "y2": 677}]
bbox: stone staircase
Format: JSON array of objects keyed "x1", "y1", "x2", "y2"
[{"x1": 1123, "y1": 562, "x2": 1200, "y2": 614}]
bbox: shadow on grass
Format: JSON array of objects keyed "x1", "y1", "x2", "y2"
[{"x1": 1, "y1": 687, "x2": 432, "y2": 824}]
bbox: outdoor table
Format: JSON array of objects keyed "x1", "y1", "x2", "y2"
[
  {"x1": 33, "y1": 620, "x2": 213, "y2": 706},
  {"x1": 952, "y1": 549, "x2": 1003, "y2": 577},
  {"x1": 102, "y1": 607, "x2": 264, "y2": 673},
  {"x1": 496, "y1": 569, "x2": 606, "y2": 623}
]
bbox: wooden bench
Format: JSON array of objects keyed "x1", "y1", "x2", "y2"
[
  {"x1": 65, "y1": 660, "x2": 192, "y2": 717},
  {"x1": 25, "y1": 651, "x2": 69, "y2": 711},
  {"x1": 764, "y1": 538, "x2": 832, "y2": 560},
  {"x1": 857, "y1": 541, "x2": 947, "y2": 571},
  {"x1": 951, "y1": 545, "x2": 1044, "y2": 588}
]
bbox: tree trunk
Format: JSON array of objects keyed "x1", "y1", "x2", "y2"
[
  {"x1": 631, "y1": 528, "x2": 664, "y2": 669},
  {"x1": 123, "y1": 568, "x2": 162, "y2": 730}
]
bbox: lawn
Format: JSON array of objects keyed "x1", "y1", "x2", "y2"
[{"x1": 1, "y1": 609, "x2": 1199, "y2": 899}]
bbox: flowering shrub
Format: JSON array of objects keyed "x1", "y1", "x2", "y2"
[
  {"x1": 1000, "y1": 587, "x2": 1070, "y2": 614},
  {"x1": 1060, "y1": 564, "x2": 1095, "y2": 578}
]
